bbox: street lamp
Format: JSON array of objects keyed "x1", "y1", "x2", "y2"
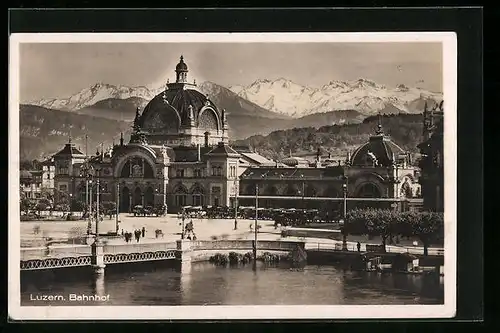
[
  {"x1": 253, "y1": 182, "x2": 259, "y2": 270},
  {"x1": 95, "y1": 168, "x2": 101, "y2": 243},
  {"x1": 342, "y1": 178, "x2": 348, "y2": 251},
  {"x1": 115, "y1": 181, "x2": 120, "y2": 233},
  {"x1": 181, "y1": 207, "x2": 186, "y2": 240},
  {"x1": 300, "y1": 174, "x2": 305, "y2": 210},
  {"x1": 233, "y1": 177, "x2": 238, "y2": 230}
]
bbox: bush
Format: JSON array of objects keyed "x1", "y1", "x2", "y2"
[{"x1": 209, "y1": 253, "x2": 229, "y2": 266}]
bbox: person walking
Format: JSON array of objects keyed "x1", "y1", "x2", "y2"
[
  {"x1": 357, "y1": 242, "x2": 361, "y2": 252},
  {"x1": 141, "y1": 226, "x2": 146, "y2": 238}
]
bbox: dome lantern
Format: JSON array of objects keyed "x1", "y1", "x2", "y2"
[{"x1": 175, "y1": 55, "x2": 188, "y2": 83}]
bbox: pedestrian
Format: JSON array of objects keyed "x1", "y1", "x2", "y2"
[
  {"x1": 141, "y1": 226, "x2": 146, "y2": 238},
  {"x1": 121, "y1": 229, "x2": 124, "y2": 236},
  {"x1": 357, "y1": 242, "x2": 361, "y2": 252},
  {"x1": 135, "y1": 230, "x2": 140, "y2": 242},
  {"x1": 234, "y1": 219, "x2": 238, "y2": 230}
]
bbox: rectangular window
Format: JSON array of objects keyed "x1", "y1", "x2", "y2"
[
  {"x1": 176, "y1": 169, "x2": 185, "y2": 178},
  {"x1": 59, "y1": 184, "x2": 67, "y2": 192}
]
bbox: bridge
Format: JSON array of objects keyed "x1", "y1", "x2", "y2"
[{"x1": 20, "y1": 239, "x2": 305, "y2": 271}]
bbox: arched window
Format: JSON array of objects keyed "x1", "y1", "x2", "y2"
[
  {"x1": 355, "y1": 183, "x2": 381, "y2": 198},
  {"x1": 198, "y1": 109, "x2": 218, "y2": 131},
  {"x1": 120, "y1": 158, "x2": 154, "y2": 178},
  {"x1": 191, "y1": 184, "x2": 205, "y2": 207},
  {"x1": 174, "y1": 184, "x2": 188, "y2": 207},
  {"x1": 133, "y1": 187, "x2": 142, "y2": 206},
  {"x1": 144, "y1": 187, "x2": 155, "y2": 206}
]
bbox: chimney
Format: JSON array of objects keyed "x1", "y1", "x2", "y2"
[
  {"x1": 204, "y1": 132, "x2": 209, "y2": 147},
  {"x1": 197, "y1": 144, "x2": 201, "y2": 162}
]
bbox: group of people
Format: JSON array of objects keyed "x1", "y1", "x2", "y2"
[{"x1": 122, "y1": 226, "x2": 146, "y2": 243}]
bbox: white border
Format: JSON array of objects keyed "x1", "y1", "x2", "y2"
[{"x1": 8, "y1": 32, "x2": 457, "y2": 320}]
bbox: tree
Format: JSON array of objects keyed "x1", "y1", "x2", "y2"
[
  {"x1": 36, "y1": 198, "x2": 51, "y2": 215},
  {"x1": 406, "y1": 211, "x2": 444, "y2": 256},
  {"x1": 20, "y1": 197, "x2": 35, "y2": 216}
]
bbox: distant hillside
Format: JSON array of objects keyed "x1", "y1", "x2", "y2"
[
  {"x1": 230, "y1": 113, "x2": 424, "y2": 160},
  {"x1": 19, "y1": 104, "x2": 132, "y2": 161},
  {"x1": 75, "y1": 96, "x2": 149, "y2": 121}
]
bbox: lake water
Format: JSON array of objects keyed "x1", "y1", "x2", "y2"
[{"x1": 21, "y1": 261, "x2": 443, "y2": 306}]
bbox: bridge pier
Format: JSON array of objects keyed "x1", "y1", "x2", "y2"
[
  {"x1": 91, "y1": 241, "x2": 106, "y2": 275},
  {"x1": 176, "y1": 239, "x2": 192, "y2": 274}
]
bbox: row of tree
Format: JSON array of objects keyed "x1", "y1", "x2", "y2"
[
  {"x1": 343, "y1": 208, "x2": 444, "y2": 256},
  {"x1": 20, "y1": 195, "x2": 117, "y2": 220}
]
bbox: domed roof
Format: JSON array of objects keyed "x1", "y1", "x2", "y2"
[
  {"x1": 176, "y1": 55, "x2": 188, "y2": 71},
  {"x1": 139, "y1": 86, "x2": 220, "y2": 131},
  {"x1": 282, "y1": 156, "x2": 309, "y2": 167},
  {"x1": 350, "y1": 134, "x2": 405, "y2": 167}
]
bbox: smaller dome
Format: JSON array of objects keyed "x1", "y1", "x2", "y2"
[
  {"x1": 351, "y1": 135, "x2": 405, "y2": 167},
  {"x1": 176, "y1": 55, "x2": 188, "y2": 71},
  {"x1": 282, "y1": 156, "x2": 309, "y2": 167}
]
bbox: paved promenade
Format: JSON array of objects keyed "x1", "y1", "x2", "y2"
[{"x1": 21, "y1": 213, "x2": 443, "y2": 256}]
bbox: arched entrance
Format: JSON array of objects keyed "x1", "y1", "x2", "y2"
[
  {"x1": 133, "y1": 187, "x2": 143, "y2": 206},
  {"x1": 121, "y1": 187, "x2": 130, "y2": 213},
  {"x1": 144, "y1": 187, "x2": 155, "y2": 207},
  {"x1": 355, "y1": 183, "x2": 382, "y2": 198}
]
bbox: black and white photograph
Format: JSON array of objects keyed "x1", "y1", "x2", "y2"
[{"x1": 9, "y1": 32, "x2": 457, "y2": 320}]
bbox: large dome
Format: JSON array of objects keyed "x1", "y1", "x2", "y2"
[
  {"x1": 350, "y1": 134, "x2": 406, "y2": 167},
  {"x1": 138, "y1": 86, "x2": 221, "y2": 133}
]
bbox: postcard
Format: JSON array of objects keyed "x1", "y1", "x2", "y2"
[{"x1": 9, "y1": 32, "x2": 457, "y2": 320}]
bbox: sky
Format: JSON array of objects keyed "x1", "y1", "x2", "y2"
[{"x1": 19, "y1": 42, "x2": 442, "y2": 102}]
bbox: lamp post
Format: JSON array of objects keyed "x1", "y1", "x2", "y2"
[
  {"x1": 115, "y1": 181, "x2": 120, "y2": 233},
  {"x1": 342, "y1": 179, "x2": 348, "y2": 251},
  {"x1": 301, "y1": 174, "x2": 305, "y2": 210},
  {"x1": 253, "y1": 182, "x2": 259, "y2": 269},
  {"x1": 181, "y1": 207, "x2": 186, "y2": 240},
  {"x1": 88, "y1": 178, "x2": 93, "y2": 235},
  {"x1": 233, "y1": 178, "x2": 238, "y2": 230},
  {"x1": 69, "y1": 193, "x2": 73, "y2": 212},
  {"x1": 95, "y1": 168, "x2": 101, "y2": 242},
  {"x1": 163, "y1": 179, "x2": 167, "y2": 215}
]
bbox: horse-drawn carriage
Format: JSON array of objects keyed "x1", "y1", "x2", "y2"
[{"x1": 133, "y1": 204, "x2": 166, "y2": 217}]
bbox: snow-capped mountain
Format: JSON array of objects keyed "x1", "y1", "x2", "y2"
[
  {"x1": 28, "y1": 83, "x2": 156, "y2": 111},
  {"x1": 230, "y1": 78, "x2": 443, "y2": 118}
]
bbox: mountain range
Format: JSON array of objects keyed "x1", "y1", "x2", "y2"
[
  {"x1": 20, "y1": 78, "x2": 441, "y2": 161},
  {"x1": 229, "y1": 78, "x2": 442, "y2": 118}
]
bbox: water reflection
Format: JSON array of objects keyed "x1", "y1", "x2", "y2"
[{"x1": 21, "y1": 262, "x2": 443, "y2": 306}]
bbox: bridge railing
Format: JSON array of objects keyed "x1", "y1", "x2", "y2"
[
  {"x1": 306, "y1": 241, "x2": 444, "y2": 256},
  {"x1": 21, "y1": 245, "x2": 92, "y2": 261},
  {"x1": 103, "y1": 242, "x2": 177, "y2": 255},
  {"x1": 190, "y1": 240, "x2": 304, "y2": 251}
]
